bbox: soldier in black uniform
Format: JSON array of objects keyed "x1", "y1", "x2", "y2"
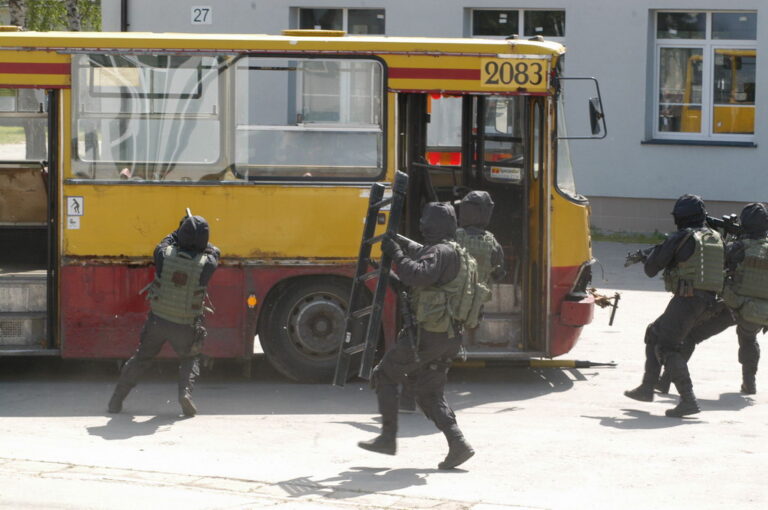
[
  {"x1": 358, "y1": 202, "x2": 475, "y2": 470},
  {"x1": 399, "y1": 190, "x2": 505, "y2": 413},
  {"x1": 655, "y1": 203, "x2": 768, "y2": 395},
  {"x1": 107, "y1": 215, "x2": 220, "y2": 417},
  {"x1": 625, "y1": 195, "x2": 724, "y2": 417}
]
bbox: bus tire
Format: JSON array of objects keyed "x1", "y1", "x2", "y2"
[{"x1": 260, "y1": 278, "x2": 355, "y2": 383}]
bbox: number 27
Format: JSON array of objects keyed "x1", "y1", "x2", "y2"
[{"x1": 193, "y1": 8, "x2": 210, "y2": 23}]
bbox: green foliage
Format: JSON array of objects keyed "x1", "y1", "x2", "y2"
[
  {"x1": 590, "y1": 227, "x2": 666, "y2": 244},
  {"x1": 24, "y1": 0, "x2": 101, "y2": 31}
]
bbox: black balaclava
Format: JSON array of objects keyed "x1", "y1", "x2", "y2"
[
  {"x1": 740, "y1": 202, "x2": 768, "y2": 238},
  {"x1": 672, "y1": 194, "x2": 706, "y2": 229},
  {"x1": 177, "y1": 215, "x2": 210, "y2": 253},
  {"x1": 459, "y1": 190, "x2": 495, "y2": 229},
  {"x1": 419, "y1": 202, "x2": 457, "y2": 245}
]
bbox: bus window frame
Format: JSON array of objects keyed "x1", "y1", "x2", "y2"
[
  {"x1": 232, "y1": 54, "x2": 387, "y2": 183},
  {"x1": 68, "y1": 52, "x2": 388, "y2": 185}
]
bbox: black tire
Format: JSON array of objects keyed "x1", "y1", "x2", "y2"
[{"x1": 260, "y1": 278, "x2": 356, "y2": 383}]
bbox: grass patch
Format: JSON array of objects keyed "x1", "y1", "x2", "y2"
[
  {"x1": 0, "y1": 126, "x2": 25, "y2": 145},
  {"x1": 590, "y1": 227, "x2": 665, "y2": 244}
]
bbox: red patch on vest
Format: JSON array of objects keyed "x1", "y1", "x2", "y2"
[{"x1": 171, "y1": 271, "x2": 188, "y2": 286}]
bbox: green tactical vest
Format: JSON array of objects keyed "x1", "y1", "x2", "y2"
[
  {"x1": 455, "y1": 228, "x2": 496, "y2": 286},
  {"x1": 149, "y1": 246, "x2": 208, "y2": 325},
  {"x1": 412, "y1": 241, "x2": 490, "y2": 336},
  {"x1": 663, "y1": 228, "x2": 724, "y2": 294},
  {"x1": 722, "y1": 238, "x2": 768, "y2": 325}
]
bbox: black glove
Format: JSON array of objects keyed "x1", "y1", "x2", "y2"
[
  {"x1": 381, "y1": 235, "x2": 403, "y2": 262},
  {"x1": 204, "y1": 243, "x2": 221, "y2": 258}
]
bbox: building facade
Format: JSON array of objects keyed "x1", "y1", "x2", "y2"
[{"x1": 100, "y1": 0, "x2": 766, "y2": 232}]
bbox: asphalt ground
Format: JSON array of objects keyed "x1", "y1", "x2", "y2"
[{"x1": 0, "y1": 241, "x2": 766, "y2": 510}]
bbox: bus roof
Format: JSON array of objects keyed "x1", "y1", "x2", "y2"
[{"x1": 0, "y1": 30, "x2": 565, "y2": 57}]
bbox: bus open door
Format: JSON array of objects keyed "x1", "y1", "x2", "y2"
[
  {"x1": 0, "y1": 87, "x2": 60, "y2": 356},
  {"x1": 397, "y1": 92, "x2": 550, "y2": 359}
]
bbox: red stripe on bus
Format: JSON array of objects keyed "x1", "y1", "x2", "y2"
[
  {"x1": 0, "y1": 84, "x2": 69, "y2": 89},
  {"x1": 0, "y1": 62, "x2": 70, "y2": 74},
  {"x1": 389, "y1": 67, "x2": 480, "y2": 80}
]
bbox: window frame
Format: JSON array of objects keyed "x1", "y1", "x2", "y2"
[
  {"x1": 652, "y1": 10, "x2": 757, "y2": 143},
  {"x1": 469, "y1": 8, "x2": 566, "y2": 43},
  {"x1": 297, "y1": 7, "x2": 385, "y2": 35},
  {"x1": 0, "y1": 88, "x2": 49, "y2": 163}
]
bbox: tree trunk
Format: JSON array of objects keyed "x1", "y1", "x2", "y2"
[
  {"x1": 9, "y1": 0, "x2": 25, "y2": 28},
  {"x1": 66, "y1": 0, "x2": 81, "y2": 31}
]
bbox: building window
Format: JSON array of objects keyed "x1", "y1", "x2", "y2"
[
  {"x1": 471, "y1": 9, "x2": 565, "y2": 39},
  {"x1": 298, "y1": 8, "x2": 385, "y2": 34},
  {"x1": 655, "y1": 11, "x2": 756, "y2": 141}
]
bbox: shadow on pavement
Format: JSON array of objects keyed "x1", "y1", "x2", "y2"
[
  {"x1": 86, "y1": 414, "x2": 186, "y2": 440},
  {"x1": 582, "y1": 409, "x2": 705, "y2": 429},
  {"x1": 0, "y1": 357, "x2": 593, "y2": 418},
  {"x1": 277, "y1": 467, "x2": 446, "y2": 500},
  {"x1": 584, "y1": 393, "x2": 753, "y2": 429}
]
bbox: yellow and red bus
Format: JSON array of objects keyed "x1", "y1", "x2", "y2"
[{"x1": 0, "y1": 28, "x2": 599, "y2": 381}]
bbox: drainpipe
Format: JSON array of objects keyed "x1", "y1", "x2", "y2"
[{"x1": 120, "y1": 0, "x2": 129, "y2": 32}]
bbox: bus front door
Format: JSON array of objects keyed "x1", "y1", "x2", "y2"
[{"x1": 398, "y1": 93, "x2": 549, "y2": 358}]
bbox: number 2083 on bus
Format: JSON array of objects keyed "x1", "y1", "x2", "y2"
[{"x1": 480, "y1": 58, "x2": 549, "y2": 92}]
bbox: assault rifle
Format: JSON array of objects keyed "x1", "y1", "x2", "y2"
[
  {"x1": 706, "y1": 213, "x2": 741, "y2": 237},
  {"x1": 624, "y1": 247, "x2": 654, "y2": 267},
  {"x1": 389, "y1": 272, "x2": 420, "y2": 361},
  {"x1": 369, "y1": 254, "x2": 419, "y2": 359}
]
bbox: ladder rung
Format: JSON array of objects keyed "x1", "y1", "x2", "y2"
[
  {"x1": 364, "y1": 233, "x2": 386, "y2": 246},
  {"x1": 357, "y1": 270, "x2": 379, "y2": 282},
  {"x1": 352, "y1": 305, "x2": 374, "y2": 319},
  {"x1": 370, "y1": 197, "x2": 393, "y2": 210},
  {"x1": 343, "y1": 343, "x2": 366, "y2": 355}
]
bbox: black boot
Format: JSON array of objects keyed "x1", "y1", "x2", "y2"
[
  {"x1": 665, "y1": 379, "x2": 700, "y2": 417},
  {"x1": 741, "y1": 366, "x2": 757, "y2": 395},
  {"x1": 107, "y1": 384, "x2": 132, "y2": 414},
  {"x1": 179, "y1": 389, "x2": 197, "y2": 417},
  {"x1": 655, "y1": 371, "x2": 672, "y2": 394},
  {"x1": 439, "y1": 427, "x2": 475, "y2": 470},
  {"x1": 624, "y1": 382, "x2": 654, "y2": 402},
  {"x1": 358, "y1": 432, "x2": 396, "y2": 455}
]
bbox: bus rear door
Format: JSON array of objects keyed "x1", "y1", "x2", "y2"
[{"x1": 0, "y1": 49, "x2": 66, "y2": 355}]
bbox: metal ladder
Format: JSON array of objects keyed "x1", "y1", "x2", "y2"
[{"x1": 333, "y1": 171, "x2": 408, "y2": 387}]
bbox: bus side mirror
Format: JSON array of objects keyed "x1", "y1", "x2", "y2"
[{"x1": 589, "y1": 97, "x2": 603, "y2": 136}]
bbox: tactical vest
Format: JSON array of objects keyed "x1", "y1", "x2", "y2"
[
  {"x1": 722, "y1": 238, "x2": 768, "y2": 325},
  {"x1": 149, "y1": 246, "x2": 208, "y2": 325},
  {"x1": 663, "y1": 228, "x2": 724, "y2": 294},
  {"x1": 412, "y1": 241, "x2": 489, "y2": 336},
  {"x1": 455, "y1": 228, "x2": 496, "y2": 285}
]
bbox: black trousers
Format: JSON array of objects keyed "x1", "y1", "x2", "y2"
[
  {"x1": 643, "y1": 291, "x2": 717, "y2": 386},
  {"x1": 115, "y1": 313, "x2": 201, "y2": 395},
  {"x1": 736, "y1": 319, "x2": 762, "y2": 373},
  {"x1": 373, "y1": 328, "x2": 462, "y2": 436},
  {"x1": 671, "y1": 301, "x2": 761, "y2": 373}
]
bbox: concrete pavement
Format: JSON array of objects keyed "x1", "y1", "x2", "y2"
[{"x1": 0, "y1": 241, "x2": 766, "y2": 510}]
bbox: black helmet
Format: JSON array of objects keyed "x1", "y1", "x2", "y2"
[
  {"x1": 459, "y1": 190, "x2": 495, "y2": 228},
  {"x1": 419, "y1": 202, "x2": 457, "y2": 244},
  {"x1": 177, "y1": 215, "x2": 210, "y2": 252},
  {"x1": 740, "y1": 203, "x2": 768, "y2": 235},
  {"x1": 672, "y1": 194, "x2": 706, "y2": 228}
]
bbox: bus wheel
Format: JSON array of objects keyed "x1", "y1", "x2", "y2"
[{"x1": 261, "y1": 278, "x2": 352, "y2": 382}]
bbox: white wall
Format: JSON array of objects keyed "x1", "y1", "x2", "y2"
[{"x1": 100, "y1": 0, "x2": 767, "y2": 203}]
